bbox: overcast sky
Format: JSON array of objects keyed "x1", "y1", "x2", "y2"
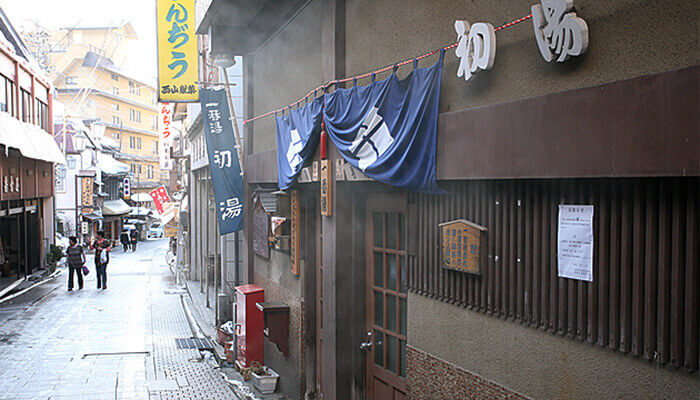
[{"x1": 0, "y1": 0, "x2": 157, "y2": 84}]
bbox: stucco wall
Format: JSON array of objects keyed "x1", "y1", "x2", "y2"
[
  {"x1": 254, "y1": 269, "x2": 306, "y2": 399},
  {"x1": 408, "y1": 293, "x2": 700, "y2": 399},
  {"x1": 251, "y1": 0, "x2": 324, "y2": 154},
  {"x1": 345, "y1": 0, "x2": 698, "y2": 113}
]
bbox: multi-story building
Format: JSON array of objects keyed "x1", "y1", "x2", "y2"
[
  {"x1": 198, "y1": 1, "x2": 698, "y2": 400},
  {"x1": 26, "y1": 23, "x2": 165, "y2": 198},
  {"x1": 0, "y1": 6, "x2": 63, "y2": 278}
]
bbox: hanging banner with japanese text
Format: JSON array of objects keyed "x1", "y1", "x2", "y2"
[
  {"x1": 149, "y1": 185, "x2": 171, "y2": 215},
  {"x1": 275, "y1": 96, "x2": 323, "y2": 190},
  {"x1": 159, "y1": 102, "x2": 174, "y2": 169},
  {"x1": 323, "y1": 50, "x2": 445, "y2": 193},
  {"x1": 200, "y1": 88, "x2": 244, "y2": 235},
  {"x1": 156, "y1": 0, "x2": 199, "y2": 102}
]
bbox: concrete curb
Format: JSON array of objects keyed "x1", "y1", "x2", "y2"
[
  {"x1": 180, "y1": 277, "x2": 228, "y2": 363},
  {"x1": 0, "y1": 269, "x2": 61, "y2": 305}
]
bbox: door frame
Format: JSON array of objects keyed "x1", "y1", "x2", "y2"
[{"x1": 364, "y1": 192, "x2": 408, "y2": 399}]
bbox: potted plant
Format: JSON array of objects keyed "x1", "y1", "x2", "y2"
[
  {"x1": 243, "y1": 362, "x2": 279, "y2": 394},
  {"x1": 46, "y1": 244, "x2": 64, "y2": 273}
]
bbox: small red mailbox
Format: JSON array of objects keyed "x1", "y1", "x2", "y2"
[{"x1": 235, "y1": 284, "x2": 264, "y2": 369}]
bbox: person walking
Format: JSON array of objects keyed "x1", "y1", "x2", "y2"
[
  {"x1": 130, "y1": 228, "x2": 138, "y2": 252},
  {"x1": 119, "y1": 229, "x2": 130, "y2": 252},
  {"x1": 89, "y1": 231, "x2": 111, "y2": 290},
  {"x1": 65, "y1": 236, "x2": 85, "y2": 291}
]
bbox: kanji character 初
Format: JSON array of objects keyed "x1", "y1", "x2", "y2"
[
  {"x1": 454, "y1": 21, "x2": 496, "y2": 81},
  {"x1": 531, "y1": 0, "x2": 589, "y2": 62},
  {"x1": 219, "y1": 197, "x2": 243, "y2": 220},
  {"x1": 214, "y1": 150, "x2": 232, "y2": 169}
]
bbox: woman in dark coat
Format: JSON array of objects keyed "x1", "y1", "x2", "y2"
[{"x1": 130, "y1": 228, "x2": 138, "y2": 251}]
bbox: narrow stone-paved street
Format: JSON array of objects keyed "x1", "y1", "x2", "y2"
[{"x1": 0, "y1": 239, "x2": 238, "y2": 400}]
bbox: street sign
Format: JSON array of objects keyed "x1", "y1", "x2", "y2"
[
  {"x1": 81, "y1": 222, "x2": 88, "y2": 235},
  {"x1": 123, "y1": 177, "x2": 131, "y2": 198}
]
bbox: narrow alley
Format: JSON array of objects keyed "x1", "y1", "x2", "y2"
[{"x1": 0, "y1": 239, "x2": 237, "y2": 400}]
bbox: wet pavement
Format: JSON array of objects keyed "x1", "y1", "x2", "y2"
[{"x1": 0, "y1": 239, "x2": 238, "y2": 400}]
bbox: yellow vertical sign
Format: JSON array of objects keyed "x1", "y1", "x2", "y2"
[{"x1": 156, "y1": 0, "x2": 199, "y2": 102}]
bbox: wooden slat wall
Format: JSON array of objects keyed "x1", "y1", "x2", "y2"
[{"x1": 407, "y1": 178, "x2": 699, "y2": 371}]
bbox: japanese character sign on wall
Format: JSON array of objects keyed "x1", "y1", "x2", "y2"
[
  {"x1": 156, "y1": 0, "x2": 199, "y2": 102},
  {"x1": 200, "y1": 88, "x2": 244, "y2": 235},
  {"x1": 439, "y1": 219, "x2": 486, "y2": 275},
  {"x1": 320, "y1": 159, "x2": 332, "y2": 216},
  {"x1": 290, "y1": 190, "x2": 300, "y2": 275},
  {"x1": 453, "y1": 0, "x2": 588, "y2": 81}
]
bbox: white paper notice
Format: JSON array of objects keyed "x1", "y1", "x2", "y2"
[{"x1": 557, "y1": 205, "x2": 594, "y2": 281}]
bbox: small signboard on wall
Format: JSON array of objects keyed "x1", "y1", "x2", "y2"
[
  {"x1": 253, "y1": 201, "x2": 270, "y2": 259},
  {"x1": 439, "y1": 219, "x2": 486, "y2": 275},
  {"x1": 320, "y1": 159, "x2": 332, "y2": 216},
  {"x1": 290, "y1": 190, "x2": 300, "y2": 276}
]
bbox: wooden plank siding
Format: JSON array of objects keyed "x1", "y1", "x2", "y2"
[{"x1": 407, "y1": 177, "x2": 699, "y2": 371}]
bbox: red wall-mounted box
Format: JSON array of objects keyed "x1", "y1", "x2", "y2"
[{"x1": 235, "y1": 284, "x2": 264, "y2": 369}]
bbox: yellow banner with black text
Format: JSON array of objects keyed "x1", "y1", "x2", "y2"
[{"x1": 156, "y1": 0, "x2": 199, "y2": 102}]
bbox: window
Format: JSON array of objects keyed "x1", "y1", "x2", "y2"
[
  {"x1": 111, "y1": 103, "x2": 119, "y2": 111},
  {"x1": 111, "y1": 73, "x2": 118, "y2": 81},
  {"x1": 111, "y1": 86, "x2": 119, "y2": 95},
  {"x1": 152, "y1": 140, "x2": 158, "y2": 155},
  {"x1": 65, "y1": 76, "x2": 77, "y2": 84},
  {"x1": 147, "y1": 165, "x2": 153, "y2": 179},
  {"x1": 129, "y1": 136, "x2": 136, "y2": 149},
  {"x1": 113, "y1": 116, "x2": 121, "y2": 125},
  {"x1": 35, "y1": 99, "x2": 49, "y2": 131},
  {"x1": 129, "y1": 81, "x2": 141, "y2": 96},
  {"x1": 151, "y1": 115, "x2": 158, "y2": 130},
  {"x1": 20, "y1": 89, "x2": 31, "y2": 123},
  {"x1": 138, "y1": 164, "x2": 142, "y2": 174},
  {"x1": 129, "y1": 109, "x2": 141, "y2": 123},
  {"x1": 130, "y1": 163, "x2": 137, "y2": 174},
  {"x1": 137, "y1": 137, "x2": 142, "y2": 149},
  {"x1": 0, "y1": 75, "x2": 14, "y2": 114},
  {"x1": 151, "y1": 93, "x2": 157, "y2": 105},
  {"x1": 112, "y1": 132, "x2": 120, "y2": 140}
]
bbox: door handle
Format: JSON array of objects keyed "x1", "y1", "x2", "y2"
[{"x1": 360, "y1": 331, "x2": 381, "y2": 351}]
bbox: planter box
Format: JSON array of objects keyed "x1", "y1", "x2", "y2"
[{"x1": 251, "y1": 368, "x2": 279, "y2": 394}]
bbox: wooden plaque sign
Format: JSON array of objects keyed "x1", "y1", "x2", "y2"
[
  {"x1": 320, "y1": 159, "x2": 332, "y2": 216},
  {"x1": 439, "y1": 219, "x2": 487, "y2": 275},
  {"x1": 290, "y1": 190, "x2": 300, "y2": 276},
  {"x1": 81, "y1": 176, "x2": 94, "y2": 213},
  {"x1": 253, "y1": 203, "x2": 270, "y2": 259}
]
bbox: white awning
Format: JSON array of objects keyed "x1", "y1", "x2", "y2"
[
  {"x1": 131, "y1": 192, "x2": 154, "y2": 202},
  {"x1": 96, "y1": 152, "x2": 129, "y2": 175},
  {"x1": 0, "y1": 111, "x2": 66, "y2": 164},
  {"x1": 129, "y1": 206, "x2": 154, "y2": 217},
  {"x1": 103, "y1": 199, "x2": 132, "y2": 216}
]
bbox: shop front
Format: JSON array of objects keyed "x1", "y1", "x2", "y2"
[{"x1": 0, "y1": 149, "x2": 59, "y2": 279}]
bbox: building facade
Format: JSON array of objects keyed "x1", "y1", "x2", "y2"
[
  {"x1": 199, "y1": 1, "x2": 698, "y2": 399},
  {"x1": 26, "y1": 24, "x2": 166, "y2": 199},
  {"x1": 0, "y1": 7, "x2": 62, "y2": 279}
]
